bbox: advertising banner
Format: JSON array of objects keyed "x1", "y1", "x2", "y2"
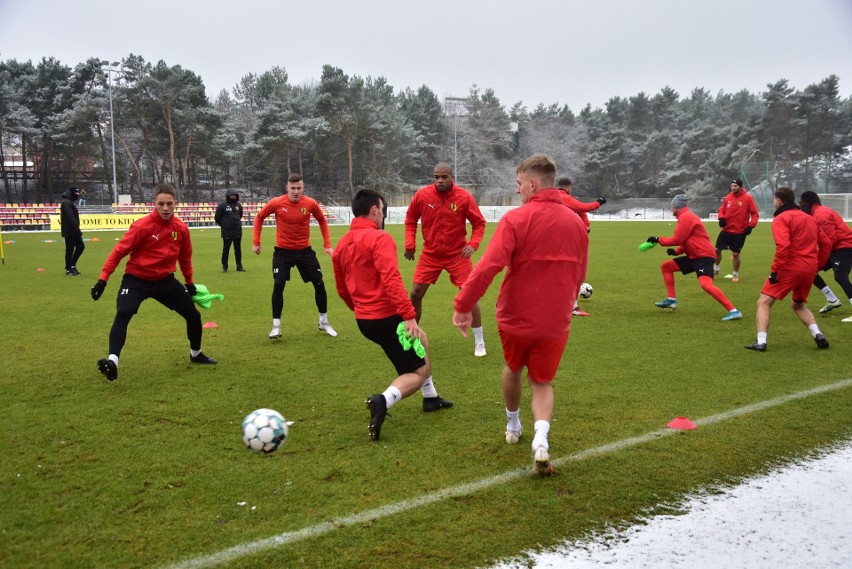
[{"x1": 50, "y1": 214, "x2": 145, "y2": 231}]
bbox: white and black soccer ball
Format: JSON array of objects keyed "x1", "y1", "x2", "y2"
[
  {"x1": 579, "y1": 282, "x2": 593, "y2": 299},
  {"x1": 241, "y1": 408, "x2": 288, "y2": 454}
]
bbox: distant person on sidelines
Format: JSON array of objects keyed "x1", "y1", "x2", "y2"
[
  {"x1": 333, "y1": 189, "x2": 452, "y2": 441},
  {"x1": 405, "y1": 162, "x2": 487, "y2": 357},
  {"x1": 714, "y1": 179, "x2": 759, "y2": 282},
  {"x1": 556, "y1": 177, "x2": 606, "y2": 316},
  {"x1": 798, "y1": 191, "x2": 852, "y2": 321},
  {"x1": 60, "y1": 186, "x2": 84, "y2": 276},
  {"x1": 215, "y1": 190, "x2": 245, "y2": 272},
  {"x1": 453, "y1": 154, "x2": 588, "y2": 476},
  {"x1": 90, "y1": 184, "x2": 217, "y2": 381},
  {"x1": 745, "y1": 187, "x2": 832, "y2": 352},
  {"x1": 253, "y1": 173, "x2": 337, "y2": 340},
  {"x1": 647, "y1": 194, "x2": 742, "y2": 321}
]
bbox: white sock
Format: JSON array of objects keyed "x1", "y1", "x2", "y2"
[
  {"x1": 532, "y1": 420, "x2": 550, "y2": 450},
  {"x1": 383, "y1": 386, "x2": 402, "y2": 409},
  {"x1": 272, "y1": 318, "x2": 281, "y2": 327},
  {"x1": 190, "y1": 349, "x2": 201, "y2": 358},
  {"x1": 109, "y1": 354, "x2": 119, "y2": 366},
  {"x1": 757, "y1": 332, "x2": 768, "y2": 344},
  {"x1": 732, "y1": 271, "x2": 738, "y2": 277},
  {"x1": 420, "y1": 375, "x2": 438, "y2": 398},
  {"x1": 473, "y1": 327, "x2": 484, "y2": 344},
  {"x1": 822, "y1": 287, "x2": 838, "y2": 303},
  {"x1": 808, "y1": 324, "x2": 822, "y2": 337},
  {"x1": 573, "y1": 300, "x2": 579, "y2": 311},
  {"x1": 319, "y1": 312, "x2": 329, "y2": 324},
  {"x1": 713, "y1": 264, "x2": 720, "y2": 272},
  {"x1": 506, "y1": 408, "x2": 521, "y2": 431}
]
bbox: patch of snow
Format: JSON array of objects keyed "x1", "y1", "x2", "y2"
[{"x1": 493, "y1": 441, "x2": 852, "y2": 568}]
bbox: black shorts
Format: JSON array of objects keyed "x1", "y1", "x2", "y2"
[
  {"x1": 827, "y1": 248, "x2": 852, "y2": 275},
  {"x1": 272, "y1": 247, "x2": 324, "y2": 284},
  {"x1": 715, "y1": 231, "x2": 747, "y2": 253},
  {"x1": 356, "y1": 315, "x2": 427, "y2": 376},
  {"x1": 674, "y1": 256, "x2": 716, "y2": 278},
  {"x1": 116, "y1": 273, "x2": 197, "y2": 316}
]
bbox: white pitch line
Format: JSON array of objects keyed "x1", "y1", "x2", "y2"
[{"x1": 165, "y1": 378, "x2": 852, "y2": 569}]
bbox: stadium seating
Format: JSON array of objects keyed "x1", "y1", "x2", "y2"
[
  {"x1": 0, "y1": 200, "x2": 339, "y2": 231},
  {"x1": 0, "y1": 203, "x2": 58, "y2": 230}
]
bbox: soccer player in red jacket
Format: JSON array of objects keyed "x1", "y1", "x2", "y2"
[
  {"x1": 253, "y1": 173, "x2": 337, "y2": 340},
  {"x1": 745, "y1": 188, "x2": 832, "y2": 351},
  {"x1": 453, "y1": 155, "x2": 588, "y2": 476},
  {"x1": 405, "y1": 163, "x2": 487, "y2": 357},
  {"x1": 90, "y1": 184, "x2": 216, "y2": 381},
  {"x1": 333, "y1": 189, "x2": 452, "y2": 441},
  {"x1": 556, "y1": 177, "x2": 606, "y2": 316},
  {"x1": 647, "y1": 195, "x2": 742, "y2": 321},
  {"x1": 799, "y1": 191, "x2": 852, "y2": 320},
  {"x1": 714, "y1": 179, "x2": 759, "y2": 282}
]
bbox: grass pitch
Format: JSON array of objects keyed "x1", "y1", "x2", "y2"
[{"x1": 0, "y1": 220, "x2": 849, "y2": 568}]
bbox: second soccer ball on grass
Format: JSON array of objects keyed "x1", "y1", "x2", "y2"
[{"x1": 579, "y1": 282, "x2": 593, "y2": 299}]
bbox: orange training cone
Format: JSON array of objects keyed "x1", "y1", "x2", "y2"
[
  {"x1": 36, "y1": 267, "x2": 46, "y2": 272},
  {"x1": 203, "y1": 321, "x2": 219, "y2": 329},
  {"x1": 667, "y1": 416, "x2": 697, "y2": 430}
]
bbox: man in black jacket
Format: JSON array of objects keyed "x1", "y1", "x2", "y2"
[
  {"x1": 215, "y1": 191, "x2": 244, "y2": 272},
  {"x1": 60, "y1": 186, "x2": 84, "y2": 276}
]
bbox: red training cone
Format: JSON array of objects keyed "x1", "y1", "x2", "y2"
[
  {"x1": 667, "y1": 416, "x2": 697, "y2": 430},
  {"x1": 203, "y1": 321, "x2": 219, "y2": 329}
]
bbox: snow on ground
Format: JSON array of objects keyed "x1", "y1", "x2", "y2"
[{"x1": 493, "y1": 441, "x2": 852, "y2": 569}]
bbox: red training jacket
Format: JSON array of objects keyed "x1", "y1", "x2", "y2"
[
  {"x1": 404, "y1": 182, "x2": 486, "y2": 257},
  {"x1": 561, "y1": 192, "x2": 600, "y2": 228},
  {"x1": 252, "y1": 195, "x2": 331, "y2": 250},
  {"x1": 454, "y1": 188, "x2": 588, "y2": 338},
  {"x1": 658, "y1": 207, "x2": 717, "y2": 259},
  {"x1": 99, "y1": 210, "x2": 193, "y2": 283},
  {"x1": 771, "y1": 206, "x2": 832, "y2": 274},
  {"x1": 718, "y1": 190, "x2": 759, "y2": 234},
  {"x1": 332, "y1": 217, "x2": 416, "y2": 321},
  {"x1": 809, "y1": 203, "x2": 852, "y2": 252}
]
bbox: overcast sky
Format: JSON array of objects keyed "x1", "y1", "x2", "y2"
[{"x1": 1, "y1": 0, "x2": 850, "y2": 112}]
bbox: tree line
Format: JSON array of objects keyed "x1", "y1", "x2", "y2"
[{"x1": 1, "y1": 54, "x2": 850, "y2": 205}]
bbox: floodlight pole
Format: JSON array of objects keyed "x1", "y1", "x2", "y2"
[
  {"x1": 453, "y1": 110, "x2": 461, "y2": 183},
  {"x1": 103, "y1": 62, "x2": 120, "y2": 204}
]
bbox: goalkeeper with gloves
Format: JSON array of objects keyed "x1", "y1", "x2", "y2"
[
  {"x1": 647, "y1": 194, "x2": 742, "y2": 321},
  {"x1": 90, "y1": 184, "x2": 216, "y2": 382}
]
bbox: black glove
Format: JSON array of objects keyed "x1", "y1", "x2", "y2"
[
  {"x1": 719, "y1": 218, "x2": 727, "y2": 228},
  {"x1": 667, "y1": 248, "x2": 677, "y2": 256},
  {"x1": 646, "y1": 236, "x2": 659, "y2": 244},
  {"x1": 91, "y1": 279, "x2": 107, "y2": 301},
  {"x1": 744, "y1": 226, "x2": 752, "y2": 236},
  {"x1": 186, "y1": 283, "x2": 197, "y2": 297},
  {"x1": 768, "y1": 272, "x2": 778, "y2": 284},
  {"x1": 596, "y1": 197, "x2": 607, "y2": 205}
]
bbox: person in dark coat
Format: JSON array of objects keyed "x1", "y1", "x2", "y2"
[
  {"x1": 60, "y1": 186, "x2": 85, "y2": 276},
  {"x1": 214, "y1": 191, "x2": 244, "y2": 272}
]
